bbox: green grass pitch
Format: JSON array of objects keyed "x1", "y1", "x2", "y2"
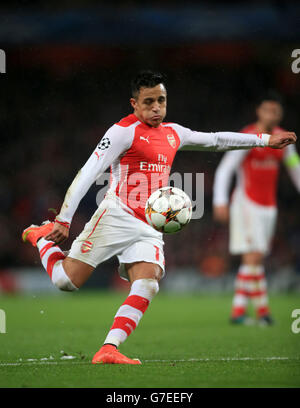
[{"x1": 0, "y1": 291, "x2": 299, "y2": 388}]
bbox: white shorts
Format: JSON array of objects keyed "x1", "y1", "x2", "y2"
[
  {"x1": 68, "y1": 197, "x2": 165, "y2": 281},
  {"x1": 229, "y1": 190, "x2": 277, "y2": 255}
]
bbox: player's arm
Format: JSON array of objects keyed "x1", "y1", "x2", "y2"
[
  {"x1": 45, "y1": 125, "x2": 131, "y2": 244},
  {"x1": 174, "y1": 123, "x2": 296, "y2": 151},
  {"x1": 212, "y1": 150, "x2": 247, "y2": 223},
  {"x1": 283, "y1": 144, "x2": 300, "y2": 192}
]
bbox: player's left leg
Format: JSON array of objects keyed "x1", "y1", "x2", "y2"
[
  {"x1": 22, "y1": 222, "x2": 94, "y2": 290},
  {"x1": 229, "y1": 192, "x2": 253, "y2": 323},
  {"x1": 92, "y1": 261, "x2": 162, "y2": 365}
]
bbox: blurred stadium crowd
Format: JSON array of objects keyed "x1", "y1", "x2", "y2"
[
  {"x1": 1, "y1": 1, "x2": 300, "y2": 290},
  {"x1": 1, "y1": 59, "x2": 300, "y2": 275}
]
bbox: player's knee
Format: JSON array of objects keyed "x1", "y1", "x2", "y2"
[
  {"x1": 243, "y1": 252, "x2": 264, "y2": 266},
  {"x1": 51, "y1": 262, "x2": 79, "y2": 292},
  {"x1": 146, "y1": 279, "x2": 159, "y2": 297},
  {"x1": 61, "y1": 257, "x2": 93, "y2": 288},
  {"x1": 133, "y1": 278, "x2": 159, "y2": 299},
  {"x1": 52, "y1": 274, "x2": 78, "y2": 292}
]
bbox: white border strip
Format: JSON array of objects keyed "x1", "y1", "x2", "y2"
[{"x1": 0, "y1": 356, "x2": 298, "y2": 367}]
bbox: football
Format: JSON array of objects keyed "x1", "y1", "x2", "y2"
[{"x1": 145, "y1": 186, "x2": 192, "y2": 233}]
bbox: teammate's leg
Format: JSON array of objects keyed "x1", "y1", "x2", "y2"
[
  {"x1": 231, "y1": 261, "x2": 252, "y2": 322},
  {"x1": 22, "y1": 223, "x2": 94, "y2": 290},
  {"x1": 229, "y1": 194, "x2": 252, "y2": 322},
  {"x1": 242, "y1": 252, "x2": 271, "y2": 323},
  {"x1": 92, "y1": 261, "x2": 162, "y2": 365},
  {"x1": 229, "y1": 194, "x2": 274, "y2": 324},
  {"x1": 231, "y1": 252, "x2": 271, "y2": 324}
]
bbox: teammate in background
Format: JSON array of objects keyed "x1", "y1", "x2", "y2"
[
  {"x1": 213, "y1": 94, "x2": 300, "y2": 325},
  {"x1": 22, "y1": 73, "x2": 296, "y2": 364}
]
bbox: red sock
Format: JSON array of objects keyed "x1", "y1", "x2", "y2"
[{"x1": 37, "y1": 238, "x2": 65, "y2": 279}]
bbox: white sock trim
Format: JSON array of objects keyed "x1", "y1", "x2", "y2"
[
  {"x1": 239, "y1": 264, "x2": 264, "y2": 276},
  {"x1": 115, "y1": 304, "x2": 143, "y2": 325},
  {"x1": 129, "y1": 278, "x2": 159, "y2": 301},
  {"x1": 37, "y1": 237, "x2": 54, "y2": 251},
  {"x1": 51, "y1": 261, "x2": 78, "y2": 291},
  {"x1": 104, "y1": 329, "x2": 127, "y2": 347}
]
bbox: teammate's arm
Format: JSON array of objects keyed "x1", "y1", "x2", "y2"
[
  {"x1": 45, "y1": 125, "x2": 132, "y2": 244},
  {"x1": 212, "y1": 150, "x2": 248, "y2": 223},
  {"x1": 174, "y1": 123, "x2": 296, "y2": 151},
  {"x1": 283, "y1": 144, "x2": 300, "y2": 192}
]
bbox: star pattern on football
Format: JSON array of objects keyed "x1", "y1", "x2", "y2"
[{"x1": 145, "y1": 186, "x2": 192, "y2": 234}]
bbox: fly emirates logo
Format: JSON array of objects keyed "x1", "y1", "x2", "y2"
[
  {"x1": 140, "y1": 154, "x2": 171, "y2": 174},
  {"x1": 251, "y1": 157, "x2": 279, "y2": 169}
]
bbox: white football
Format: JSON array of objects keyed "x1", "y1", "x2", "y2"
[{"x1": 145, "y1": 186, "x2": 192, "y2": 233}]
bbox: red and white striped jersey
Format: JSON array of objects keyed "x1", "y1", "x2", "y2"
[
  {"x1": 57, "y1": 114, "x2": 271, "y2": 225},
  {"x1": 213, "y1": 123, "x2": 300, "y2": 207}
]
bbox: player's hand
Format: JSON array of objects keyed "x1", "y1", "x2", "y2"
[
  {"x1": 213, "y1": 205, "x2": 229, "y2": 224},
  {"x1": 44, "y1": 222, "x2": 69, "y2": 244},
  {"x1": 269, "y1": 132, "x2": 297, "y2": 149}
]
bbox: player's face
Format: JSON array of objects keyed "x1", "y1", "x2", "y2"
[
  {"x1": 130, "y1": 84, "x2": 167, "y2": 127},
  {"x1": 256, "y1": 101, "x2": 283, "y2": 130}
]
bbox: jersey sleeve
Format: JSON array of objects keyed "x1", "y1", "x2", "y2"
[
  {"x1": 171, "y1": 123, "x2": 270, "y2": 151},
  {"x1": 283, "y1": 144, "x2": 300, "y2": 193},
  {"x1": 212, "y1": 150, "x2": 248, "y2": 206},
  {"x1": 56, "y1": 124, "x2": 133, "y2": 225}
]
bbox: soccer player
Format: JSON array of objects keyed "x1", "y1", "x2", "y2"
[
  {"x1": 213, "y1": 94, "x2": 300, "y2": 325},
  {"x1": 22, "y1": 72, "x2": 296, "y2": 364}
]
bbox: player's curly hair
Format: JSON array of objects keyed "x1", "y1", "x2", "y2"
[{"x1": 131, "y1": 70, "x2": 166, "y2": 98}]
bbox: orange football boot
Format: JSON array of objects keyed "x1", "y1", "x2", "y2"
[
  {"x1": 22, "y1": 221, "x2": 54, "y2": 247},
  {"x1": 92, "y1": 345, "x2": 141, "y2": 365}
]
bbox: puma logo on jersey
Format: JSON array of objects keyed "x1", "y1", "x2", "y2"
[{"x1": 140, "y1": 136, "x2": 150, "y2": 144}]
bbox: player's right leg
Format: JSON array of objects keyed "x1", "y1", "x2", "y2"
[
  {"x1": 22, "y1": 222, "x2": 94, "y2": 290},
  {"x1": 231, "y1": 252, "x2": 263, "y2": 325},
  {"x1": 242, "y1": 252, "x2": 273, "y2": 326},
  {"x1": 92, "y1": 261, "x2": 162, "y2": 365},
  {"x1": 229, "y1": 193, "x2": 252, "y2": 323}
]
